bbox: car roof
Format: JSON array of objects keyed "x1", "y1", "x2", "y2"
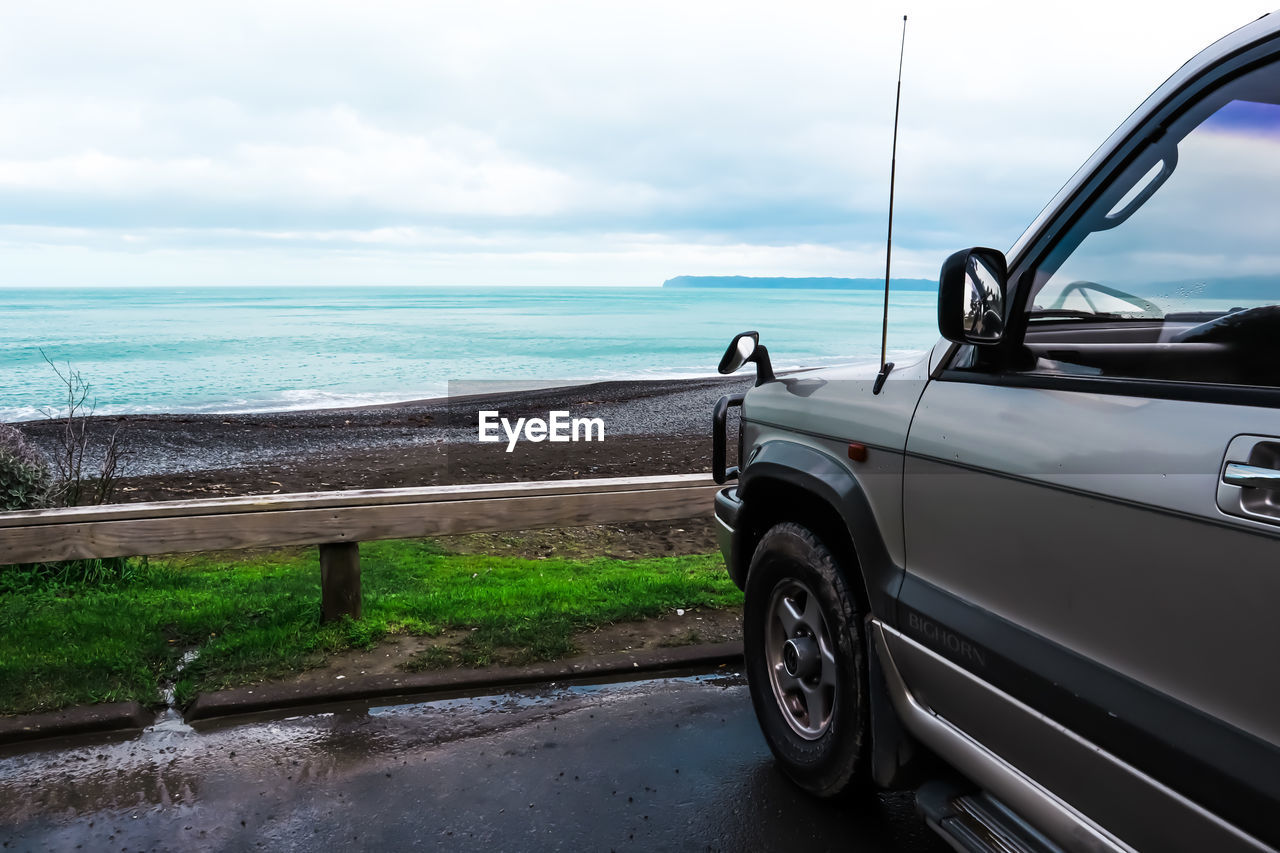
[{"x1": 1007, "y1": 10, "x2": 1280, "y2": 264}]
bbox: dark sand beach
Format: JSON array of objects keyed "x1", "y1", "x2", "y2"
[
  {"x1": 18, "y1": 375, "x2": 749, "y2": 498},
  {"x1": 14, "y1": 376, "x2": 752, "y2": 554}
]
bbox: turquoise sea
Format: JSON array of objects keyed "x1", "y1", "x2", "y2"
[{"x1": 0, "y1": 286, "x2": 940, "y2": 422}]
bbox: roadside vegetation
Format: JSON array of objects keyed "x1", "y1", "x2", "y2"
[
  {"x1": 1, "y1": 364, "x2": 740, "y2": 717},
  {"x1": 1, "y1": 358, "x2": 135, "y2": 586},
  {"x1": 0, "y1": 540, "x2": 739, "y2": 716}
]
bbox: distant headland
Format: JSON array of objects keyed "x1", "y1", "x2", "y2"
[{"x1": 662, "y1": 275, "x2": 935, "y2": 290}]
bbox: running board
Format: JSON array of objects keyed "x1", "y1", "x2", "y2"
[{"x1": 918, "y1": 782, "x2": 1064, "y2": 853}]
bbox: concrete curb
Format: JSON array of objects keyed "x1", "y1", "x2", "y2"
[
  {"x1": 0, "y1": 701, "x2": 154, "y2": 747},
  {"x1": 185, "y1": 640, "x2": 744, "y2": 722},
  {"x1": 0, "y1": 642, "x2": 745, "y2": 745}
]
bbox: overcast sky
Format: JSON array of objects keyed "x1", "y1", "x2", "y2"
[{"x1": 0, "y1": 1, "x2": 1270, "y2": 287}]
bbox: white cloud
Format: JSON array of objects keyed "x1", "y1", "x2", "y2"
[{"x1": 0, "y1": 0, "x2": 1269, "y2": 284}]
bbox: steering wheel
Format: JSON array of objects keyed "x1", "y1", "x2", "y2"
[{"x1": 1048, "y1": 281, "x2": 1163, "y2": 317}]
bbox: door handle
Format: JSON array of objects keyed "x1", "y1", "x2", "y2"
[
  {"x1": 1223, "y1": 462, "x2": 1280, "y2": 489},
  {"x1": 1218, "y1": 436, "x2": 1280, "y2": 524}
]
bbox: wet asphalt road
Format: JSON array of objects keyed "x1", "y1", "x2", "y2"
[{"x1": 0, "y1": 670, "x2": 946, "y2": 852}]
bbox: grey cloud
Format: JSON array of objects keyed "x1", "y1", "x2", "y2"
[{"x1": 0, "y1": 1, "x2": 1265, "y2": 285}]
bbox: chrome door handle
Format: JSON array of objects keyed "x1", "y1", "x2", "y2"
[{"x1": 1223, "y1": 463, "x2": 1280, "y2": 489}]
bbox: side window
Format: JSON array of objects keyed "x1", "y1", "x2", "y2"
[{"x1": 1020, "y1": 59, "x2": 1280, "y2": 389}]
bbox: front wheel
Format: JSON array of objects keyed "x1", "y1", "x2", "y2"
[{"x1": 744, "y1": 522, "x2": 869, "y2": 797}]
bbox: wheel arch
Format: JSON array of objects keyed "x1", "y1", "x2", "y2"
[
  {"x1": 735, "y1": 439, "x2": 933, "y2": 789},
  {"x1": 735, "y1": 439, "x2": 901, "y2": 622}
]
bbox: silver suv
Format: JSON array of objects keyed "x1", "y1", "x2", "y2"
[{"x1": 712, "y1": 14, "x2": 1280, "y2": 853}]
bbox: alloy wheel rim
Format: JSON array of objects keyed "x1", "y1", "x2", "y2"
[{"x1": 764, "y1": 578, "x2": 837, "y2": 740}]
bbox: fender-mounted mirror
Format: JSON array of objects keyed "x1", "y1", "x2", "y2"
[
  {"x1": 718, "y1": 330, "x2": 775, "y2": 385},
  {"x1": 939, "y1": 247, "x2": 1007, "y2": 345}
]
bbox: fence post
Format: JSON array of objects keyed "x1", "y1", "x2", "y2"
[{"x1": 319, "y1": 542, "x2": 362, "y2": 622}]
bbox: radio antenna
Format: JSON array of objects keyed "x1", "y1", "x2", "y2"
[{"x1": 874, "y1": 14, "x2": 907, "y2": 395}]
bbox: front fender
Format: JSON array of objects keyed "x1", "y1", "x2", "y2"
[{"x1": 737, "y1": 439, "x2": 903, "y2": 623}]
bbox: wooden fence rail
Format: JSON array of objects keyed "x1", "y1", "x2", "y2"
[{"x1": 0, "y1": 474, "x2": 721, "y2": 621}]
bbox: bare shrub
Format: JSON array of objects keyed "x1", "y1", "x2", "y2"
[
  {"x1": 1, "y1": 359, "x2": 137, "y2": 587},
  {"x1": 39, "y1": 352, "x2": 129, "y2": 507}
]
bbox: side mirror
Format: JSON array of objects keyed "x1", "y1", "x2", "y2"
[
  {"x1": 718, "y1": 331, "x2": 775, "y2": 385},
  {"x1": 939, "y1": 247, "x2": 1007, "y2": 345}
]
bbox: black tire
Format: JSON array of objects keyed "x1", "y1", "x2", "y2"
[{"x1": 744, "y1": 521, "x2": 869, "y2": 797}]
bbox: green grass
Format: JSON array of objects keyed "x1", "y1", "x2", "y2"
[{"x1": 0, "y1": 541, "x2": 740, "y2": 716}]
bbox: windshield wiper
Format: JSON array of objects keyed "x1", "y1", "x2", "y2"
[{"x1": 1029, "y1": 309, "x2": 1145, "y2": 322}]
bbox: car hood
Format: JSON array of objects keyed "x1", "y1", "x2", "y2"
[{"x1": 741, "y1": 346, "x2": 936, "y2": 451}]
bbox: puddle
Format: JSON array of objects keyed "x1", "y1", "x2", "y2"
[
  {"x1": 0, "y1": 669, "x2": 749, "y2": 822},
  {"x1": 361, "y1": 670, "x2": 747, "y2": 743}
]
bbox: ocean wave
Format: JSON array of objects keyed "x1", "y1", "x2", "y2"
[
  {"x1": 0, "y1": 406, "x2": 51, "y2": 423},
  {"x1": 0, "y1": 352, "x2": 937, "y2": 424},
  {"x1": 0, "y1": 388, "x2": 445, "y2": 423}
]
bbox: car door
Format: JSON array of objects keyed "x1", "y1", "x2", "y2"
[{"x1": 900, "y1": 48, "x2": 1280, "y2": 849}]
